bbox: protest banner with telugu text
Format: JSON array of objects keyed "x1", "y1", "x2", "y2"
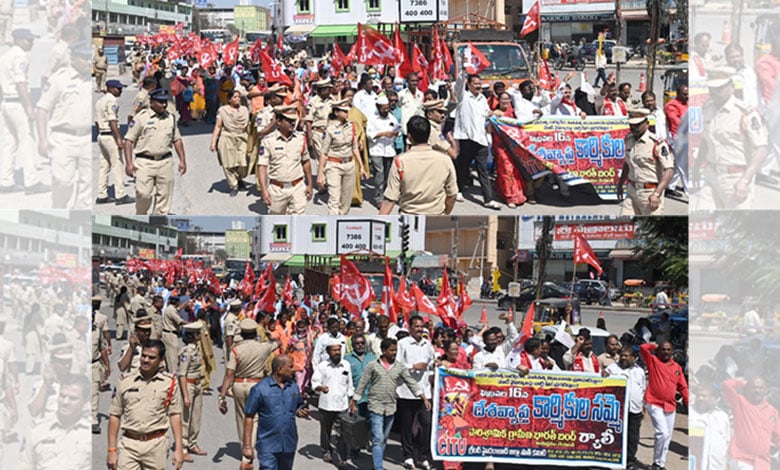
[{"x1": 431, "y1": 368, "x2": 628, "y2": 468}]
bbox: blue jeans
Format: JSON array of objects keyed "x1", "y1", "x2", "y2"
[
  {"x1": 369, "y1": 412, "x2": 395, "y2": 470},
  {"x1": 257, "y1": 451, "x2": 295, "y2": 470}
]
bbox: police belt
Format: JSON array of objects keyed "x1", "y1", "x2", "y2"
[
  {"x1": 99, "y1": 131, "x2": 113, "y2": 136},
  {"x1": 628, "y1": 181, "x2": 658, "y2": 189},
  {"x1": 162, "y1": 329, "x2": 177, "y2": 334},
  {"x1": 327, "y1": 156, "x2": 352, "y2": 164},
  {"x1": 234, "y1": 377, "x2": 262, "y2": 383},
  {"x1": 92, "y1": 358, "x2": 102, "y2": 363},
  {"x1": 184, "y1": 377, "x2": 200, "y2": 384},
  {"x1": 2, "y1": 97, "x2": 20, "y2": 103},
  {"x1": 52, "y1": 126, "x2": 92, "y2": 136},
  {"x1": 123, "y1": 429, "x2": 168, "y2": 441},
  {"x1": 269, "y1": 177, "x2": 303, "y2": 189},
  {"x1": 715, "y1": 165, "x2": 747, "y2": 174},
  {"x1": 136, "y1": 152, "x2": 172, "y2": 161}
]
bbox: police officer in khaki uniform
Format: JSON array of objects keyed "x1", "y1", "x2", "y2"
[
  {"x1": 149, "y1": 295, "x2": 165, "y2": 342},
  {"x1": 179, "y1": 321, "x2": 206, "y2": 462},
  {"x1": 0, "y1": 29, "x2": 46, "y2": 194},
  {"x1": 124, "y1": 88, "x2": 187, "y2": 215},
  {"x1": 127, "y1": 76, "x2": 156, "y2": 124},
  {"x1": 217, "y1": 318, "x2": 278, "y2": 445},
  {"x1": 91, "y1": 295, "x2": 113, "y2": 387},
  {"x1": 258, "y1": 105, "x2": 313, "y2": 214},
  {"x1": 255, "y1": 85, "x2": 288, "y2": 172},
  {"x1": 424, "y1": 99, "x2": 458, "y2": 159},
  {"x1": 319, "y1": 98, "x2": 367, "y2": 215},
  {"x1": 128, "y1": 285, "x2": 149, "y2": 317},
  {"x1": 162, "y1": 296, "x2": 186, "y2": 378},
  {"x1": 91, "y1": 311, "x2": 109, "y2": 434},
  {"x1": 223, "y1": 299, "x2": 242, "y2": 362},
  {"x1": 617, "y1": 108, "x2": 675, "y2": 215},
  {"x1": 93, "y1": 47, "x2": 108, "y2": 92},
  {"x1": 118, "y1": 310, "x2": 153, "y2": 379},
  {"x1": 107, "y1": 340, "x2": 185, "y2": 470},
  {"x1": 95, "y1": 79, "x2": 134, "y2": 205},
  {"x1": 305, "y1": 78, "x2": 334, "y2": 163},
  {"x1": 693, "y1": 69, "x2": 769, "y2": 210},
  {"x1": 380, "y1": 115, "x2": 459, "y2": 215}
]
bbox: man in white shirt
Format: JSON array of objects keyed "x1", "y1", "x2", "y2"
[
  {"x1": 367, "y1": 95, "x2": 400, "y2": 207},
  {"x1": 313, "y1": 317, "x2": 347, "y2": 365},
  {"x1": 688, "y1": 383, "x2": 730, "y2": 470},
  {"x1": 563, "y1": 328, "x2": 600, "y2": 373},
  {"x1": 453, "y1": 72, "x2": 501, "y2": 209},
  {"x1": 742, "y1": 307, "x2": 762, "y2": 335},
  {"x1": 398, "y1": 72, "x2": 424, "y2": 136},
  {"x1": 642, "y1": 91, "x2": 668, "y2": 141},
  {"x1": 726, "y1": 43, "x2": 759, "y2": 109},
  {"x1": 396, "y1": 315, "x2": 435, "y2": 469},
  {"x1": 604, "y1": 346, "x2": 646, "y2": 470},
  {"x1": 511, "y1": 80, "x2": 544, "y2": 122},
  {"x1": 311, "y1": 343, "x2": 354, "y2": 464},
  {"x1": 353, "y1": 73, "x2": 377, "y2": 118}
]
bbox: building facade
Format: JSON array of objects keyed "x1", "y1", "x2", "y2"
[
  {"x1": 0, "y1": 211, "x2": 91, "y2": 271},
  {"x1": 92, "y1": 0, "x2": 192, "y2": 36},
  {"x1": 92, "y1": 215, "x2": 179, "y2": 262},
  {"x1": 235, "y1": 5, "x2": 271, "y2": 33}
]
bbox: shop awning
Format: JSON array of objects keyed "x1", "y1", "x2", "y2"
[
  {"x1": 621, "y1": 10, "x2": 649, "y2": 20},
  {"x1": 310, "y1": 25, "x2": 357, "y2": 37},
  {"x1": 285, "y1": 24, "x2": 316, "y2": 34},
  {"x1": 261, "y1": 253, "x2": 292, "y2": 263},
  {"x1": 284, "y1": 251, "x2": 403, "y2": 268},
  {"x1": 608, "y1": 248, "x2": 637, "y2": 260}
]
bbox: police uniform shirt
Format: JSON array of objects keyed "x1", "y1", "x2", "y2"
[
  {"x1": 305, "y1": 95, "x2": 332, "y2": 127},
  {"x1": 0, "y1": 45, "x2": 28, "y2": 97},
  {"x1": 38, "y1": 67, "x2": 91, "y2": 131},
  {"x1": 93, "y1": 310, "x2": 110, "y2": 336},
  {"x1": 130, "y1": 88, "x2": 150, "y2": 118},
  {"x1": 428, "y1": 120, "x2": 451, "y2": 154},
  {"x1": 129, "y1": 293, "x2": 148, "y2": 315},
  {"x1": 259, "y1": 130, "x2": 308, "y2": 182},
  {"x1": 109, "y1": 370, "x2": 182, "y2": 433},
  {"x1": 118, "y1": 343, "x2": 142, "y2": 377},
  {"x1": 45, "y1": 39, "x2": 70, "y2": 78},
  {"x1": 93, "y1": 54, "x2": 108, "y2": 71},
  {"x1": 92, "y1": 323, "x2": 103, "y2": 362},
  {"x1": 256, "y1": 106, "x2": 275, "y2": 132},
  {"x1": 177, "y1": 343, "x2": 202, "y2": 380},
  {"x1": 19, "y1": 417, "x2": 92, "y2": 470},
  {"x1": 124, "y1": 108, "x2": 181, "y2": 157},
  {"x1": 162, "y1": 304, "x2": 185, "y2": 332},
  {"x1": 625, "y1": 130, "x2": 674, "y2": 184},
  {"x1": 384, "y1": 145, "x2": 459, "y2": 214},
  {"x1": 322, "y1": 121, "x2": 356, "y2": 158},
  {"x1": 703, "y1": 96, "x2": 769, "y2": 167},
  {"x1": 227, "y1": 340, "x2": 276, "y2": 378},
  {"x1": 224, "y1": 312, "x2": 240, "y2": 340},
  {"x1": 0, "y1": 0, "x2": 14, "y2": 16}
]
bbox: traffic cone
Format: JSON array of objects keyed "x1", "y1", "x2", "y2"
[
  {"x1": 721, "y1": 19, "x2": 731, "y2": 44},
  {"x1": 638, "y1": 73, "x2": 646, "y2": 92},
  {"x1": 480, "y1": 306, "x2": 488, "y2": 324}
]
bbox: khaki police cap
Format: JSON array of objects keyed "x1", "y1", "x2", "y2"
[
  {"x1": 314, "y1": 78, "x2": 333, "y2": 89},
  {"x1": 133, "y1": 308, "x2": 153, "y2": 327},
  {"x1": 273, "y1": 105, "x2": 299, "y2": 120},
  {"x1": 229, "y1": 298, "x2": 242, "y2": 309},
  {"x1": 627, "y1": 108, "x2": 651, "y2": 125},
  {"x1": 50, "y1": 333, "x2": 74, "y2": 360},
  {"x1": 332, "y1": 98, "x2": 350, "y2": 112},
  {"x1": 240, "y1": 318, "x2": 259, "y2": 331},
  {"x1": 707, "y1": 66, "x2": 736, "y2": 89},
  {"x1": 423, "y1": 99, "x2": 446, "y2": 112},
  {"x1": 268, "y1": 83, "x2": 289, "y2": 96},
  {"x1": 183, "y1": 321, "x2": 203, "y2": 333}
]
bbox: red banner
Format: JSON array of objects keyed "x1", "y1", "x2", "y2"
[{"x1": 553, "y1": 222, "x2": 635, "y2": 241}]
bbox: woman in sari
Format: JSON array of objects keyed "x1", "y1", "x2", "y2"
[
  {"x1": 490, "y1": 91, "x2": 527, "y2": 207},
  {"x1": 174, "y1": 66, "x2": 193, "y2": 123},
  {"x1": 210, "y1": 90, "x2": 249, "y2": 197},
  {"x1": 341, "y1": 87, "x2": 370, "y2": 207},
  {"x1": 189, "y1": 67, "x2": 206, "y2": 121}
]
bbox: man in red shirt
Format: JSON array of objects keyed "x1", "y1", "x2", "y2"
[
  {"x1": 723, "y1": 377, "x2": 780, "y2": 470},
  {"x1": 755, "y1": 23, "x2": 780, "y2": 106},
  {"x1": 639, "y1": 341, "x2": 688, "y2": 470}
]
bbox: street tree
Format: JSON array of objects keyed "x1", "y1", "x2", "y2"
[{"x1": 632, "y1": 216, "x2": 688, "y2": 290}]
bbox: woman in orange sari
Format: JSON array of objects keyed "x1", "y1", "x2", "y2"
[{"x1": 490, "y1": 91, "x2": 527, "y2": 207}]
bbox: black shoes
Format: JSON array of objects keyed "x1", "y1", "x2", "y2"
[{"x1": 115, "y1": 195, "x2": 135, "y2": 205}]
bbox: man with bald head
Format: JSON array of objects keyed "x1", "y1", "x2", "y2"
[
  {"x1": 723, "y1": 375, "x2": 780, "y2": 470},
  {"x1": 639, "y1": 341, "x2": 688, "y2": 470}
]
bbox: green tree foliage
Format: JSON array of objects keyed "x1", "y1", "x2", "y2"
[{"x1": 632, "y1": 217, "x2": 688, "y2": 289}]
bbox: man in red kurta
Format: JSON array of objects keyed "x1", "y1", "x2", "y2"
[
  {"x1": 639, "y1": 341, "x2": 688, "y2": 470},
  {"x1": 723, "y1": 377, "x2": 780, "y2": 470}
]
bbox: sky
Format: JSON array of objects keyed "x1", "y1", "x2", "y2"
[{"x1": 167, "y1": 216, "x2": 260, "y2": 233}]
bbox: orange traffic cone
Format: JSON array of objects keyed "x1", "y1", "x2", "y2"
[
  {"x1": 721, "y1": 19, "x2": 731, "y2": 44},
  {"x1": 638, "y1": 73, "x2": 646, "y2": 92},
  {"x1": 480, "y1": 306, "x2": 488, "y2": 324}
]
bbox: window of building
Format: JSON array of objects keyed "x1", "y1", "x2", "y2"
[
  {"x1": 336, "y1": 0, "x2": 349, "y2": 11},
  {"x1": 312, "y1": 224, "x2": 327, "y2": 242},
  {"x1": 273, "y1": 225, "x2": 288, "y2": 242},
  {"x1": 367, "y1": 0, "x2": 381, "y2": 11},
  {"x1": 297, "y1": 0, "x2": 311, "y2": 14}
]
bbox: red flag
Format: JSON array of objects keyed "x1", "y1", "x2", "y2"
[
  {"x1": 382, "y1": 258, "x2": 398, "y2": 323},
  {"x1": 409, "y1": 283, "x2": 437, "y2": 315},
  {"x1": 240, "y1": 261, "x2": 255, "y2": 298},
  {"x1": 436, "y1": 267, "x2": 458, "y2": 328},
  {"x1": 520, "y1": 0, "x2": 541, "y2": 37},
  {"x1": 394, "y1": 276, "x2": 414, "y2": 324},
  {"x1": 339, "y1": 256, "x2": 376, "y2": 315},
  {"x1": 253, "y1": 264, "x2": 268, "y2": 299},
  {"x1": 521, "y1": 301, "x2": 535, "y2": 339},
  {"x1": 331, "y1": 274, "x2": 342, "y2": 302},
  {"x1": 355, "y1": 23, "x2": 400, "y2": 66},
  {"x1": 441, "y1": 38, "x2": 454, "y2": 74},
  {"x1": 283, "y1": 275, "x2": 294, "y2": 305},
  {"x1": 411, "y1": 44, "x2": 430, "y2": 92},
  {"x1": 174, "y1": 248, "x2": 183, "y2": 258},
  {"x1": 259, "y1": 49, "x2": 292, "y2": 87},
  {"x1": 205, "y1": 267, "x2": 223, "y2": 296},
  {"x1": 277, "y1": 33, "x2": 284, "y2": 55},
  {"x1": 394, "y1": 24, "x2": 413, "y2": 78},
  {"x1": 257, "y1": 272, "x2": 277, "y2": 313},
  {"x1": 166, "y1": 45, "x2": 181, "y2": 62},
  {"x1": 223, "y1": 38, "x2": 240, "y2": 66},
  {"x1": 538, "y1": 59, "x2": 554, "y2": 90},
  {"x1": 199, "y1": 42, "x2": 219, "y2": 69},
  {"x1": 456, "y1": 276, "x2": 473, "y2": 318},
  {"x1": 332, "y1": 42, "x2": 348, "y2": 75},
  {"x1": 463, "y1": 42, "x2": 491, "y2": 74},
  {"x1": 249, "y1": 38, "x2": 263, "y2": 63},
  {"x1": 347, "y1": 42, "x2": 358, "y2": 62},
  {"x1": 429, "y1": 27, "x2": 444, "y2": 81},
  {"x1": 574, "y1": 234, "x2": 604, "y2": 275}
]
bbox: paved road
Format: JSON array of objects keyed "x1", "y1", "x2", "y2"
[
  {"x1": 91, "y1": 65, "x2": 687, "y2": 216},
  {"x1": 88, "y1": 298, "x2": 687, "y2": 469}
]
